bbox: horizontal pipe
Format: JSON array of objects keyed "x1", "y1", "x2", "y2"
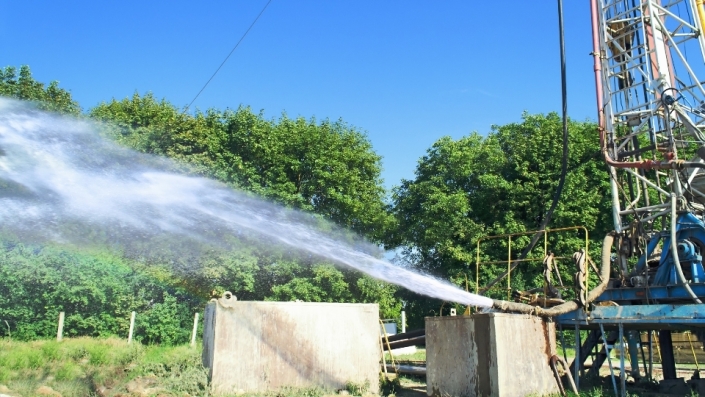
[
  {"x1": 383, "y1": 336, "x2": 425, "y2": 351},
  {"x1": 383, "y1": 364, "x2": 426, "y2": 376},
  {"x1": 382, "y1": 328, "x2": 424, "y2": 343}
]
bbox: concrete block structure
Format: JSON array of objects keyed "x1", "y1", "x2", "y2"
[
  {"x1": 203, "y1": 294, "x2": 380, "y2": 395},
  {"x1": 426, "y1": 312, "x2": 560, "y2": 397}
]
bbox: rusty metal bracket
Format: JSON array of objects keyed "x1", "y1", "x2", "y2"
[{"x1": 550, "y1": 354, "x2": 579, "y2": 396}]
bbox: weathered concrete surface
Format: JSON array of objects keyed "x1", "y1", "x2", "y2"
[
  {"x1": 203, "y1": 296, "x2": 380, "y2": 395},
  {"x1": 426, "y1": 312, "x2": 559, "y2": 397}
]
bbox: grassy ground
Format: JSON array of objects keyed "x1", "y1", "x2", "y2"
[
  {"x1": 384, "y1": 348, "x2": 425, "y2": 363},
  {"x1": 0, "y1": 337, "x2": 208, "y2": 396},
  {"x1": 0, "y1": 338, "x2": 385, "y2": 397}
]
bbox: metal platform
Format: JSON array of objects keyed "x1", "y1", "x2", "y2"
[{"x1": 555, "y1": 302, "x2": 705, "y2": 330}]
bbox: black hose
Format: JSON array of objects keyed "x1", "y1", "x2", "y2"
[{"x1": 481, "y1": 0, "x2": 570, "y2": 293}]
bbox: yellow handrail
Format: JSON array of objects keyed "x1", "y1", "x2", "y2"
[{"x1": 475, "y1": 226, "x2": 590, "y2": 301}]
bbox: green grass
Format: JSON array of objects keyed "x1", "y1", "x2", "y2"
[
  {"x1": 0, "y1": 338, "x2": 384, "y2": 397},
  {"x1": 384, "y1": 348, "x2": 426, "y2": 362},
  {"x1": 0, "y1": 337, "x2": 208, "y2": 397}
]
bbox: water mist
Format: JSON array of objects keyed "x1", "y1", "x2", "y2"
[{"x1": 0, "y1": 98, "x2": 492, "y2": 308}]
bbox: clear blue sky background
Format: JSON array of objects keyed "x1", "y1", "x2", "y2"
[{"x1": 1, "y1": 1, "x2": 597, "y2": 189}]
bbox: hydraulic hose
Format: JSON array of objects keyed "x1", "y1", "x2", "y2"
[
  {"x1": 479, "y1": 0, "x2": 571, "y2": 294},
  {"x1": 491, "y1": 232, "x2": 615, "y2": 317},
  {"x1": 670, "y1": 194, "x2": 701, "y2": 303}
]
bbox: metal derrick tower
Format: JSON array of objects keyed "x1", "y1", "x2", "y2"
[
  {"x1": 593, "y1": 0, "x2": 705, "y2": 290},
  {"x1": 550, "y1": 2, "x2": 705, "y2": 389}
]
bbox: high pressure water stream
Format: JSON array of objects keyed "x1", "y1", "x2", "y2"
[{"x1": 0, "y1": 98, "x2": 492, "y2": 307}]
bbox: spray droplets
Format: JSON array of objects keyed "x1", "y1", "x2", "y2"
[{"x1": 0, "y1": 98, "x2": 493, "y2": 308}]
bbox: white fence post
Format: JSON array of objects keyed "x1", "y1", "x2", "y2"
[
  {"x1": 128, "y1": 311, "x2": 136, "y2": 344},
  {"x1": 190, "y1": 312, "x2": 199, "y2": 347},
  {"x1": 56, "y1": 312, "x2": 65, "y2": 341}
]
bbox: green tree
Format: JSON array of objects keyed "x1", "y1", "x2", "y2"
[
  {"x1": 389, "y1": 113, "x2": 612, "y2": 326},
  {"x1": 0, "y1": 65, "x2": 80, "y2": 114}
]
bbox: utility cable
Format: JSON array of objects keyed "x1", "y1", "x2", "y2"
[
  {"x1": 480, "y1": 0, "x2": 570, "y2": 294},
  {"x1": 185, "y1": 0, "x2": 273, "y2": 112}
]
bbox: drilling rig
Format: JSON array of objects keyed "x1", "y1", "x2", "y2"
[
  {"x1": 476, "y1": 0, "x2": 705, "y2": 390},
  {"x1": 559, "y1": 0, "x2": 705, "y2": 388}
]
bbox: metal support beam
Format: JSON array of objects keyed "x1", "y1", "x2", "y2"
[{"x1": 659, "y1": 330, "x2": 677, "y2": 380}]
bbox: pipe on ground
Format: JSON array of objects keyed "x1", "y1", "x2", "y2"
[
  {"x1": 491, "y1": 231, "x2": 616, "y2": 317},
  {"x1": 382, "y1": 336, "x2": 425, "y2": 351},
  {"x1": 382, "y1": 328, "x2": 424, "y2": 343},
  {"x1": 383, "y1": 364, "x2": 426, "y2": 376}
]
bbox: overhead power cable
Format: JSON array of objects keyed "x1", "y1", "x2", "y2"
[
  {"x1": 480, "y1": 0, "x2": 570, "y2": 294},
  {"x1": 185, "y1": 0, "x2": 273, "y2": 112}
]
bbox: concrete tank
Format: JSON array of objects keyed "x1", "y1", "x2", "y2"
[
  {"x1": 426, "y1": 312, "x2": 560, "y2": 397},
  {"x1": 202, "y1": 294, "x2": 380, "y2": 395}
]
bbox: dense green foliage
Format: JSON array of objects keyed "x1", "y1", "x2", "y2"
[
  {"x1": 87, "y1": 92, "x2": 401, "y2": 320},
  {"x1": 0, "y1": 66, "x2": 614, "y2": 339},
  {"x1": 0, "y1": 66, "x2": 80, "y2": 115},
  {"x1": 0, "y1": 242, "x2": 200, "y2": 343}
]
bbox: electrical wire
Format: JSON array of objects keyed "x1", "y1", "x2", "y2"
[
  {"x1": 185, "y1": 0, "x2": 273, "y2": 112},
  {"x1": 480, "y1": 0, "x2": 570, "y2": 294}
]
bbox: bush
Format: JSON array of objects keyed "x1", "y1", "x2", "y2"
[
  {"x1": 0, "y1": 242, "x2": 202, "y2": 344},
  {"x1": 136, "y1": 292, "x2": 190, "y2": 345}
]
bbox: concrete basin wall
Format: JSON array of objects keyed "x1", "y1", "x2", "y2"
[
  {"x1": 426, "y1": 312, "x2": 559, "y2": 397},
  {"x1": 203, "y1": 297, "x2": 380, "y2": 395}
]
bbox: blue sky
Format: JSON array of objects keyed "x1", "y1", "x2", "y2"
[{"x1": 1, "y1": 1, "x2": 596, "y2": 189}]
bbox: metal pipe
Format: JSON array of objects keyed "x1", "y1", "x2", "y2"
[
  {"x1": 574, "y1": 324, "x2": 580, "y2": 391},
  {"x1": 382, "y1": 328, "x2": 424, "y2": 343},
  {"x1": 601, "y1": 323, "x2": 619, "y2": 397},
  {"x1": 619, "y1": 324, "x2": 626, "y2": 397},
  {"x1": 491, "y1": 232, "x2": 615, "y2": 317},
  {"x1": 590, "y1": 0, "x2": 604, "y2": 147},
  {"x1": 623, "y1": 168, "x2": 671, "y2": 197},
  {"x1": 550, "y1": 355, "x2": 578, "y2": 396},
  {"x1": 697, "y1": 1, "x2": 705, "y2": 41},
  {"x1": 383, "y1": 364, "x2": 426, "y2": 376},
  {"x1": 669, "y1": 194, "x2": 701, "y2": 303},
  {"x1": 382, "y1": 336, "x2": 425, "y2": 351}
]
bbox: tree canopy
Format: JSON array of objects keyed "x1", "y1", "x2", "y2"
[
  {"x1": 388, "y1": 113, "x2": 612, "y2": 325},
  {"x1": 0, "y1": 66, "x2": 80, "y2": 115},
  {"x1": 90, "y1": 93, "x2": 393, "y2": 241}
]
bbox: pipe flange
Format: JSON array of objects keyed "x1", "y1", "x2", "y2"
[{"x1": 217, "y1": 291, "x2": 238, "y2": 308}]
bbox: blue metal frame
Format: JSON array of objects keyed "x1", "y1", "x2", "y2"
[
  {"x1": 555, "y1": 303, "x2": 705, "y2": 329},
  {"x1": 596, "y1": 283, "x2": 705, "y2": 302}
]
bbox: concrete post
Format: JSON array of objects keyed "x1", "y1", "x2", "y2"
[
  {"x1": 401, "y1": 310, "x2": 406, "y2": 334},
  {"x1": 56, "y1": 311, "x2": 65, "y2": 342},
  {"x1": 190, "y1": 312, "x2": 199, "y2": 347},
  {"x1": 128, "y1": 311, "x2": 136, "y2": 344}
]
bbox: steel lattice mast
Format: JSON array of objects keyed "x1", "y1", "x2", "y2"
[{"x1": 592, "y1": 0, "x2": 705, "y2": 276}]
